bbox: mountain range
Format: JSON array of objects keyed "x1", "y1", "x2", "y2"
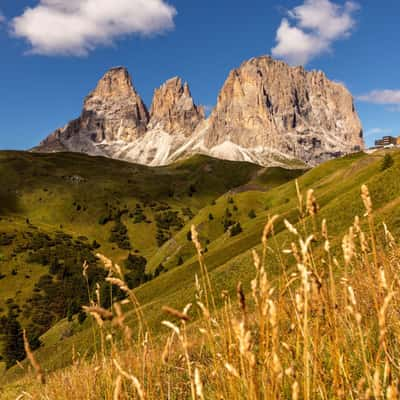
[{"x1": 35, "y1": 56, "x2": 364, "y2": 167}]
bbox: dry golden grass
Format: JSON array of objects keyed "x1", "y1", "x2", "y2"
[{"x1": 13, "y1": 183, "x2": 400, "y2": 399}]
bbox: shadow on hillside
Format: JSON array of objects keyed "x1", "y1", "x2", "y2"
[{"x1": 0, "y1": 189, "x2": 19, "y2": 215}]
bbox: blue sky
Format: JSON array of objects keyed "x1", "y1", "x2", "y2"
[{"x1": 0, "y1": 0, "x2": 399, "y2": 150}]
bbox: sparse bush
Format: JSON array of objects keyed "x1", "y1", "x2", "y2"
[
  {"x1": 156, "y1": 229, "x2": 171, "y2": 247},
  {"x1": 153, "y1": 264, "x2": 166, "y2": 278},
  {"x1": 230, "y1": 222, "x2": 243, "y2": 237},
  {"x1": 188, "y1": 184, "x2": 197, "y2": 197},
  {"x1": 98, "y1": 215, "x2": 111, "y2": 225},
  {"x1": 381, "y1": 153, "x2": 394, "y2": 171},
  {"x1": 182, "y1": 208, "x2": 194, "y2": 219},
  {"x1": 0, "y1": 232, "x2": 16, "y2": 246},
  {"x1": 248, "y1": 209, "x2": 257, "y2": 219}
]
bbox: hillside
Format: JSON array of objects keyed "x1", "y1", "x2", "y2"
[
  {"x1": 2, "y1": 149, "x2": 400, "y2": 398},
  {"x1": 0, "y1": 151, "x2": 303, "y2": 375}
]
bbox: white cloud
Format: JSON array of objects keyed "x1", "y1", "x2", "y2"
[
  {"x1": 272, "y1": 0, "x2": 359, "y2": 65},
  {"x1": 0, "y1": 12, "x2": 5, "y2": 24},
  {"x1": 11, "y1": 0, "x2": 177, "y2": 56},
  {"x1": 357, "y1": 90, "x2": 400, "y2": 105}
]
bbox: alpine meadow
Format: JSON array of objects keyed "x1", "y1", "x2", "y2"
[{"x1": 1, "y1": 0, "x2": 400, "y2": 399}]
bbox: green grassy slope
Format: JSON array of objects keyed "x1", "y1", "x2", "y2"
[
  {"x1": 0, "y1": 151, "x2": 306, "y2": 381},
  {"x1": 3, "y1": 149, "x2": 400, "y2": 390}
]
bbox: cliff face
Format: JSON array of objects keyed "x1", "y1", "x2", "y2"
[
  {"x1": 35, "y1": 57, "x2": 364, "y2": 167},
  {"x1": 148, "y1": 77, "x2": 205, "y2": 137},
  {"x1": 81, "y1": 67, "x2": 149, "y2": 143},
  {"x1": 38, "y1": 67, "x2": 149, "y2": 155},
  {"x1": 200, "y1": 56, "x2": 363, "y2": 165}
]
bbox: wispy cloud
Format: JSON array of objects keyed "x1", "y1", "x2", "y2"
[
  {"x1": 271, "y1": 0, "x2": 359, "y2": 65},
  {"x1": 11, "y1": 0, "x2": 177, "y2": 56},
  {"x1": 365, "y1": 128, "x2": 392, "y2": 138},
  {"x1": 387, "y1": 105, "x2": 400, "y2": 112},
  {"x1": 357, "y1": 90, "x2": 400, "y2": 105}
]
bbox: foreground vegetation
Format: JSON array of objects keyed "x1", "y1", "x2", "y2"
[
  {"x1": 2, "y1": 150, "x2": 400, "y2": 398},
  {"x1": 4, "y1": 178, "x2": 400, "y2": 399}
]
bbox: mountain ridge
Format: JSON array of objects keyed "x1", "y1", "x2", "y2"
[{"x1": 34, "y1": 55, "x2": 364, "y2": 167}]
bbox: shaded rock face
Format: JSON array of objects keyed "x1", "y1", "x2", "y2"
[
  {"x1": 38, "y1": 67, "x2": 149, "y2": 154},
  {"x1": 149, "y1": 77, "x2": 205, "y2": 137},
  {"x1": 201, "y1": 56, "x2": 364, "y2": 165},
  {"x1": 36, "y1": 56, "x2": 364, "y2": 167}
]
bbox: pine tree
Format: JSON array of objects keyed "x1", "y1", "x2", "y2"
[
  {"x1": 230, "y1": 222, "x2": 243, "y2": 237},
  {"x1": 248, "y1": 209, "x2": 257, "y2": 219},
  {"x1": 381, "y1": 153, "x2": 394, "y2": 171}
]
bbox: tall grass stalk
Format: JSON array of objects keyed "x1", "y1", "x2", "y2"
[{"x1": 15, "y1": 184, "x2": 400, "y2": 399}]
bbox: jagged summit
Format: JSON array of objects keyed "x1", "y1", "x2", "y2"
[
  {"x1": 149, "y1": 77, "x2": 205, "y2": 136},
  {"x1": 84, "y1": 67, "x2": 139, "y2": 102},
  {"x1": 37, "y1": 67, "x2": 149, "y2": 154},
  {"x1": 198, "y1": 55, "x2": 363, "y2": 165},
  {"x1": 35, "y1": 56, "x2": 364, "y2": 167}
]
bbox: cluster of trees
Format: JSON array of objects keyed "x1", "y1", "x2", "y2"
[
  {"x1": 109, "y1": 220, "x2": 131, "y2": 250},
  {"x1": 100, "y1": 254, "x2": 166, "y2": 309},
  {"x1": 98, "y1": 205, "x2": 129, "y2": 226},
  {"x1": 0, "y1": 213, "x2": 178, "y2": 368},
  {"x1": 220, "y1": 196, "x2": 246, "y2": 237},
  {"x1": 222, "y1": 208, "x2": 235, "y2": 232},
  {"x1": 155, "y1": 211, "x2": 184, "y2": 247},
  {"x1": 130, "y1": 203, "x2": 148, "y2": 224},
  {"x1": 3, "y1": 231, "x2": 107, "y2": 361},
  {"x1": 0, "y1": 310, "x2": 25, "y2": 369}
]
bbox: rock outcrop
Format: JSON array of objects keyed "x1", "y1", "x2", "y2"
[
  {"x1": 196, "y1": 56, "x2": 363, "y2": 165},
  {"x1": 148, "y1": 77, "x2": 205, "y2": 136},
  {"x1": 82, "y1": 66, "x2": 149, "y2": 143},
  {"x1": 35, "y1": 56, "x2": 364, "y2": 167},
  {"x1": 37, "y1": 67, "x2": 149, "y2": 155}
]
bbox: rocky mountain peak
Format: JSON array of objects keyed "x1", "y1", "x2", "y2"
[
  {"x1": 36, "y1": 67, "x2": 150, "y2": 155},
  {"x1": 86, "y1": 66, "x2": 136, "y2": 100},
  {"x1": 203, "y1": 55, "x2": 363, "y2": 165},
  {"x1": 149, "y1": 77, "x2": 205, "y2": 136},
  {"x1": 80, "y1": 67, "x2": 149, "y2": 143},
  {"x1": 35, "y1": 56, "x2": 364, "y2": 167}
]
